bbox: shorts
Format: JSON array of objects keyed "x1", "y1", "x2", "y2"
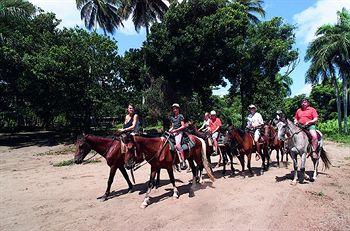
[
  {"x1": 211, "y1": 132, "x2": 219, "y2": 140},
  {"x1": 307, "y1": 125, "x2": 316, "y2": 130}
]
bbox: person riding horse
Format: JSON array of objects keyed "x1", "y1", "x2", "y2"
[
  {"x1": 198, "y1": 112, "x2": 210, "y2": 132},
  {"x1": 208, "y1": 110, "x2": 222, "y2": 156},
  {"x1": 169, "y1": 103, "x2": 187, "y2": 170},
  {"x1": 246, "y1": 105, "x2": 264, "y2": 143},
  {"x1": 294, "y1": 98, "x2": 319, "y2": 158},
  {"x1": 118, "y1": 104, "x2": 141, "y2": 134}
]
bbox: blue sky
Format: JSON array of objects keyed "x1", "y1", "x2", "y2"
[{"x1": 30, "y1": 0, "x2": 350, "y2": 96}]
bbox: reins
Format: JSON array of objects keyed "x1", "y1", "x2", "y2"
[{"x1": 82, "y1": 137, "x2": 117, "y2": 164}]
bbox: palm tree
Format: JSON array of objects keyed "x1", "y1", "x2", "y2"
[
  {"x1": 119, "y1": 0, "x2": 168, "y2": 36},
  {"x1": 234, "y1": 0, "x2": 265, "y2": 24},
  {"x1": 305, "y1": 8, "x2": 350, "y2": 133},
  {"x1": 76, "y1": 0, "x2": 123, "y2": 34}
]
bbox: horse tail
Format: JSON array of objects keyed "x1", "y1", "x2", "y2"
[
  {"x1": 320, "y1": 147, "x2": 331, "y2": 170},
  {"x1": 198, "y1": 137, "x2": 215, "y2": 182}
]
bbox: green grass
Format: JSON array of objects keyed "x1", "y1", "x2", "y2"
[
  {"x1": 52, "y1": 158, "x2": 101, "y2": 167},
  {"x1": 35, "y1": 145, "x2": 75, "y2": 156}
]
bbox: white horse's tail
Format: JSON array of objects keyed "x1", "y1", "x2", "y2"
[
  {"x1": 318, "y1": 132, "x2": 331, "y2": 169},
  {"x1": 198, "y1": 137, "x2": 215, "y2": 182}
]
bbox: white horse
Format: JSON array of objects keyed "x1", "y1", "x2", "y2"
[{"x1": 276, "y1": 118, "x2": 331, "y2": 185}]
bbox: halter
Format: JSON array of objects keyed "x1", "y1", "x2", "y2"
[{"x1": 81, "y1": 135, "x2": 116, "y2": 164}]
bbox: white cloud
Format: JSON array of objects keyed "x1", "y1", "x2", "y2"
[
  {"x1": 29, "y1": 0, "x2": 140, "y2": 35},
  {"x1": 293, "y1": 0, "x2": 350, "y2": 44},
  {"x1": 29, "y1": 0, "x2": 83, "y2": 28},
  {"x1": 294, "y1": 84, "x2": 312, "y2": 96}
]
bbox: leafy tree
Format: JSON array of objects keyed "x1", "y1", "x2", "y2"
[
  {"x1": 227, "y1": 17, "x2": 298, "y2": 124},
  {"x1": 305, "y1": 8, "x2": 350, "y2": 133},
  {"x1": 144, "y1": 0, "x2": 248, "y2": 113},
  {"x1": 234, "y1": 0, "x2": 265, "y2": 24},
  {"x1": 76, "y1": 0, "x2": 123, "y2": 34},
  {"x1": 119, "y1": 0, "x2": 168, "y2": 36}
]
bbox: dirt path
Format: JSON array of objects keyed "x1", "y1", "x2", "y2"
[{"x1": 0, "y1": 140, "x2": 349, "y2": 230}]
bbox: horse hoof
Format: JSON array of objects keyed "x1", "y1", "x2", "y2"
[
  {"x1": 173, "y1": 193, "x2": 179, "y2": 199},
  {"x1": 240, "y1": 175, "x2": 245, "y2": 179},
  {"x1": 260, "y1": 171, "x2": 264, "y2": 175},
  {"x1": 290, "y1": 181, "x2": 297, "y2": 186},
  {"x1": 99, "y1": 196, "x2": 108, "y2": 202},
  {"x1": 189, "y1": 189, "x2": 195, "y2": 198},
  {"x1": 140, "y1": 204, "x2": 147, "y2": 209}
]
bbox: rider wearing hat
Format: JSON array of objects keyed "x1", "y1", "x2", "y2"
[
  {"x1": 169, "y1": 103, "x2": 187, "y2": 170},
  {"x1": 294, "y1": 98, "x2": 319, "y2": 157},
  {"x1": 208, "y1": 110, "x2": 222, "y2": 156},
  {"x1": 246, "y1": 104, "x2": 264, "y2": 143}
]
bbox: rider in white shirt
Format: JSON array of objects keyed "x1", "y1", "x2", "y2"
[{"x1": 246, "y1": 104, "x2": 264, "y2": 143}]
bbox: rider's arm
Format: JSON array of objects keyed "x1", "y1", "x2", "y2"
[
  {"x1": 123, "y1": 114, "x2": 139, "y2": 132},
  {"x1": 173, "y1": 120, "x2": 186, "y2": 133},
  {"x1": 198, "y1": 121, "x2": 206, "y2": 131},
  {"x1": 294, "y1": 109, "x2": 300, "y2": 124}
]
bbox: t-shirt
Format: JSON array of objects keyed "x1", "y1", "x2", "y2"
[
  {"x1": 295, "y1": 107, "x2": 318, "y2": 125},
  {"x1": 209, "y1": 117, "x2": 222, "y2": 132},
  {"x1": 170, "y1": 114, "x2": 184, "y2": 129},
  {"x1": 247, "y1": 112, "x2": 264, "y2": 127}
]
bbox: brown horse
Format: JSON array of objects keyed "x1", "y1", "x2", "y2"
[
  {"x1": 186, "y1": 122, "x2": 236, "y2": 175},
  {"x1": 264, "y1": 124, "x2": 287, "y2": 167},
  {"x1": 123, "y1": 133, "x2": 214, "y2": 208},
  {"x1": 74, "y1": 134, "x2": 133, "y2": 201},
  {"x1": 225, "y1": 125, "x2": 270, "y2": 177}
]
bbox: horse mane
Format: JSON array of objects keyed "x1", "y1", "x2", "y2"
[
  {"x1": 236, "y1": 128, "x2": 246, "y2": 139},
  {"x1": 85, "y1": 134, "x2": 114, "y2": 143}
]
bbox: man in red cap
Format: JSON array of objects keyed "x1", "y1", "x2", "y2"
[{"x1": 294, "y1": 98, "x2": 319, "y2": 157}]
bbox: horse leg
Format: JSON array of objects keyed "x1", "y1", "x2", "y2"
[
  {"x1": 238, "y1": 154, "x2": 245, "y2": 178},
  {"x1": 198, "y1": 165, "x2": 204, "y2": 183},
  {"x1": 140, "y1": 168, "x2": 157, "y2": 209},
  {"x1": 188, "y1": 159, "x2": 197, "y2": 197},
  {"x1": 312, "y1": 157, "x2": 319, "y2": 181},
  {"x1": 247, "y1": 153, "x2": 253, "y2": 176},
  {"x1": 260, "y1": 148, "x2": 265, "y2": 175},
  {"x1": 222, "y1": 148, "x2": 228, "y2": 176},
  {"x1": 166, "y1": 167, "x2": 179, "y2": 199},
  {"x1": 276, "y1": 149, "x2": 280, "y2": 168},
  {"x1": 300, "y1": 152, "x2": 308, "y2": 183},
  {"x1": 229, "y1": 150, "x2": 235, "y2": 176},
  {"x1": 266, "y1": 146, "x2": 270, "y2": 170},
  {"x1": 100, "y1": 166, "x2": 117, "y2": 201},
  {"x1": 119, "y1": 166, "x2": 133, "y2": 193},
  {"x1": 291, "y1": 151, "x2": 298, "y2": 185},
  {"x1": 155, "y1": 169, "x2": 161, "y2": 188}
]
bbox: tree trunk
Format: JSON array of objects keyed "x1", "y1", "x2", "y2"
[
  {"x1": 343, "y1": 77, "x2": 348, "y2": 133},
  {"x1": 331, "y1": 72, "x2": 342, "y2": 132}
]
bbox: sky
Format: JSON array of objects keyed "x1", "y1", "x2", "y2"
[{"x1": 29, "y1": 0, "x2": 350, "y2": 97}]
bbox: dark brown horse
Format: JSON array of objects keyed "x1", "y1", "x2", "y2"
[
  {"x1": 74, "y1": 134, "x2": 133, "y2": 201},
  {"x1": 225, "y1": 125, "x2": 270, "y2": 177},
  {"x1": 264, "y1": 124, "x2": 287, "y2": 167},
  {"x1": 123, "y1": 134, "x2": 214, "y2": 208},
  {"x1": 186, "y1": 122, "x2": 236, "y2": 176}
]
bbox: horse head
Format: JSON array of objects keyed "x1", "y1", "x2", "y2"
[
  {"x1": 122, "y1": 134, "x2": 138, "y2": 170},
  {"x1": 276, "y1": 117, "x2": 288, "y2": 141},
  {"x1": 74, "y1": 134, "x2": 92, "y2": 164}
]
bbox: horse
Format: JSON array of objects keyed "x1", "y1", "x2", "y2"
[
  {"x1": 225, "y1": 125, "x2": 270, "y2": 177},
  {"x1": 263, "y1": 123, "x2": 287, "y2": 167},
  {"x1": 186, "y1": 121, "x2": 236, "y2": 175},
  {"x1": 123, "y1": 133, "x2": 215, "y2": 208},
  {"x1": 275, "y1": 118, "x2": 331, "y2": 185},
  {"x1": 74, "y1": 134, "x2": 133, "y2": 201}
]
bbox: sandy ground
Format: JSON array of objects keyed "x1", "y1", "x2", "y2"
[{"x1": 0, "y1": 137, "x2": 350, "y2": 231}]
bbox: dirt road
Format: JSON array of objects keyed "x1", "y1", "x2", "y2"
[{"x1": 1, "y1": 139, "x2": 349, "y2": 230}]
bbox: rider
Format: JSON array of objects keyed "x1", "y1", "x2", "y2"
[
  {"x1": 246, "y1": 104, "x2": 264, "y2": 144},
  {"x1": 169, "y1": 103, "x2": 187, "y2": 170},
  {"x1": 272, "y1": 110, "x2": 284, "y2": 127},
  {"x1": 294, "y1": 98, "x2": 319, "y2": 158},
  {"x1": 198, "y1": 112, "x2": 210, "y2": 132},
  {"x1": 208, "y1": 110, "x2": 222, "y2": 156},
  {"x1": 118, "y1": 103, "x2": 140, "y2": 134}
]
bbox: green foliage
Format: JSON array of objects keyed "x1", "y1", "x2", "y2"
[
  {"x1": 0, "y1": 12, "x2": 128, "y2": 130},
  {"x1": 318, "y1": 119, "x2": 350, "y2": 144}
]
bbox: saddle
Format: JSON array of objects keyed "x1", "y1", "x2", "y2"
[{"x1": 163, "y1": 132, "x2": 195, "y2": 152}]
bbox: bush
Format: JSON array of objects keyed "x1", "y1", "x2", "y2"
[{"x1": 318, "y1": 119, "x2": 350, "y2": 144}]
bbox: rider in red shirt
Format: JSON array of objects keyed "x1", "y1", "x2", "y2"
[{"x1": 294, "y1": 98, "x2": 319, "y2": 157}]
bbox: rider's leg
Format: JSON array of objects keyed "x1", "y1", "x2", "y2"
[
  {"x1": 254, "y1": 129, "x2": 261, "y2": 160},
  {"x1": 175, "y1": 132, "x2": 187, "y2": 170},
  {"x1": 309, "y1": 129, "x2": 318, "y2": 158}
]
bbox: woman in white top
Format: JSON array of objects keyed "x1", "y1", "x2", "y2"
[{"x1": 246, "y1": 104, "x2": 264, "y2": 142}]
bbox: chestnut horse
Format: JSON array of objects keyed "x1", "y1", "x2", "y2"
[
  {"x1": 186, "y1": 122, "x2": 236, "y2": 175},
  {"x1": 74, "y1": 134, "x2": 133, "y2": 201},
  {"x1": 123, "y1": 134, "x2": 214, "y2": 208},
  {"x1": 264, "y1": 124, "x2": 287, "y2": 167},
  {"x1": 225, "y1": 125, "x2": 270, "y2": 177}
]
